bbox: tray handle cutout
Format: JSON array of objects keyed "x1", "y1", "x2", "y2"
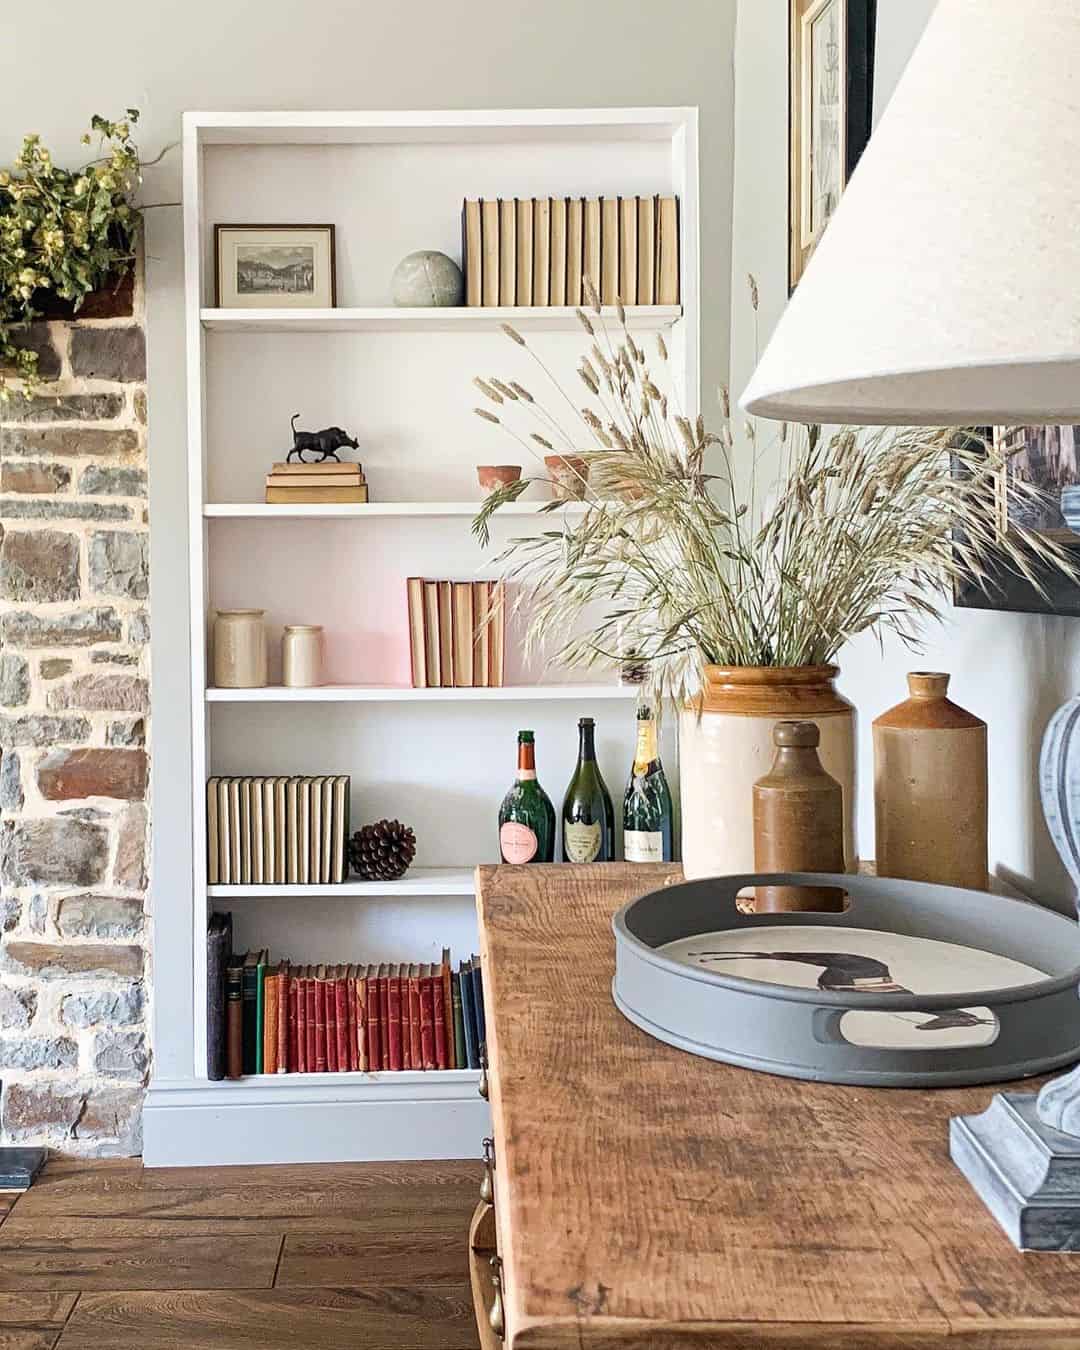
[
  {"x1": 815, "y1": 1006, "x2": 1000, "y2": 1051},
  {"x1": 735, "y1": 879, "x2": 851, "y2": 916}
]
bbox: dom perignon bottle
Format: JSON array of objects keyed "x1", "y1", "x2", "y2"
[
  {"x1": 498, "y1": 730, "x2": 556, "y2": 863},
  {"x1": 623, "y1": 701, "x2": 674, "y2": 862},
  {"x1": 561, "y1": 717, "x2": 615, "y2": 862}
]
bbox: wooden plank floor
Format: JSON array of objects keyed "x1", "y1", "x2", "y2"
[{"x1": 0, "y1": 1157, "x2": 481, "y2": 1349}]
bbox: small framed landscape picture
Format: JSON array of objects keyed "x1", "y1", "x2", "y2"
[
  {"x1": 789, "y1": 0, "x2": 876, "y2": 291},
  {"x1": 953, "y1": 426, "x2": 1080, "y2": 617},
  {"x1": 214, "y1": 224, "x2": 336, "y2": 308}
]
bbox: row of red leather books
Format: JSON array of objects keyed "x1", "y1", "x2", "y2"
[{"x1": 226, "y1": 950, "x2": 462, "y2": 1077}]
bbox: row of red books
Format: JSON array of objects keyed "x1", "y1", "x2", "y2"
[{"x1": 223, "y1": 947, "x2": 484, "y2": 1078}]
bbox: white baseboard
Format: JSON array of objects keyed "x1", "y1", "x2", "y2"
[{"x1": 142, "y1": 1073, "x2": 491, "y2": 1167}]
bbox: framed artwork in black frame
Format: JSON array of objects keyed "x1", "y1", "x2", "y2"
[
  {"x1": 953, "y1": 426, "x2": 1080, "y2": 617},
  {"x1": 789, "y1": 0, "x2": 876, "y2": 292}
]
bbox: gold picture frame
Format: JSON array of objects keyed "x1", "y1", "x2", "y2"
[{"x1": 789, "y1": 0, "x2": 876, "y2": 291}]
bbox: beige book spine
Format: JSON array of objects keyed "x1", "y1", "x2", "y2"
[
  {"x1": 515, "y1": 198, "x2": 533, "y2": 305},
  {"x1": 657, "y1": 195, "x2": 680, "y2": 305},
  {"x1": 262, "y1": 779, "x2": 275, "y2": 884},
  {"x1": 406, "y1": 577, "x2": 426, "y2": 690},
  {"x1": 499, "y1": 199, "x2": 516, "y2": 305},
  {"x1": 637, "y1": 196, "x2": 656, "y2": 304},
  {"x1": 567, "y1": 198, "x2": 584, "y2": 305},
  {"x1": 480, "y1": 199, "x2": 500, "y2": 306},
  {"x1": 265, "y1": 485, "x2": 368, "y2": 504},
  {"x1": 218, "y1": 780, "x2": 232, "y2": 885},
  {"x1": 582, "y1": 198, "x2": 601, "y2": 303},
  {"x1": 532, "y1": 198, "x2": 550, "y2": 306},
  {"x1": 207, "y1": 778, "x2": 220, "y2": 885},
  {"x1": 251, "y1": 777, "x2": 264, "y2": 885},
  {"x1": 549, "y1": 197, "x2": 567, "y2": 306},
  {"x1": 619, "y1": 197, "x2": 638, "y2": 305},
  {"x1": 600, "y1": 197, "x2": 619, "y2": 304},
  {"x1": 320, "y1": 778, "x2": 333, "y2": 884},
  {"x1": 464, "y1": 198, "x2": 482, "y2": 307}
]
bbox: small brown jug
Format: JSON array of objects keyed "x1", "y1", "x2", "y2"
[
  {"x1": 873, "y1": 672, "x2": 987, "y2": 889},
  {"x1": 752, "y1": 720, "x2": 846, "y2": 912}
]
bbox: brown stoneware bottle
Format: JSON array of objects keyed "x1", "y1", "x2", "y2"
[
  {"x1": 873, "y1": 672, "x2": 987, "y2": 890},
  {"x1": 752, "y1": 720, "x2": 846, "y2": 912}
]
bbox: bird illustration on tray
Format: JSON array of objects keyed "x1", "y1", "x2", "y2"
[{"x1": 687, "y1": 949, "x2": 994, "y2": 1031}]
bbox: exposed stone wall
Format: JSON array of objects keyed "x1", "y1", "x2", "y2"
[{"x1": 0, "y1": 269, "x2": 150, "y2": 1156}]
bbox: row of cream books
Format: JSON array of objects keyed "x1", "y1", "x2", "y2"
[
  {"x1": 206, "y1": 774, "x2": 350, "y2": 885},
  {"x1": 462, "y1": 196, "x2": 679, "y2": 307},
  {"x1": 407, "y1": 577, "x2": 506, "y2": 689}
]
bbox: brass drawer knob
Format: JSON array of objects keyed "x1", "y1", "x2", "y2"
[
  {"x1": 478, "y1": 1043, "x2": 489, "y2": 1100},
  {"x1": 489, "y1": 1255, "x2": 505, "y2": 1338},
  {"x1": 480, "y1": 1136, "x2": 495, "y2": 1204}
]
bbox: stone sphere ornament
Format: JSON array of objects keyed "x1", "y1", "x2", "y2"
[{"x1": 391, "y1": 251, "x2": 465, "y2": 307}]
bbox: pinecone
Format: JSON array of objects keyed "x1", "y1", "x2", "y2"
[{"x1": 348, "y1": 819, "x2": 417, "y2": 881}]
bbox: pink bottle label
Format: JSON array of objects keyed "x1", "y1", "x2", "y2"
[{"x1": 500, "y1": 821, "x2": 538, "y2": 864}]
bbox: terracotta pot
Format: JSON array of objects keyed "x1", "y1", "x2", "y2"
[
  {"x1": 477, "y1": 464, "x2": 522, "y2": 495},
  {"x1": 679, "y1": 665, "x2": 857, "y2": 880},
  {"x1": 873, "y1": 671, "x2": 987, "y2": 889},
  {"x1": 544, "y1": 454, "x2": 589, "y2": 500}
]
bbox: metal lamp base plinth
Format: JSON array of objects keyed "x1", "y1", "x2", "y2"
[
  {"x1": 0, "y1": 1146, "x2": 45, "y2": 1192},
  {"x1": 951, "y1": 1093, "x2": 1080, "y2": 1250}
]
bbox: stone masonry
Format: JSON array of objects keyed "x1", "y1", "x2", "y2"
[{"x1": 0, "y1": 267, "x2": 150, "y2": 1156}]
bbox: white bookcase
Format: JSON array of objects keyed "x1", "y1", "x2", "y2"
[{"x1": 143, "y1": 107, "x2": 699, "y2": 1167}]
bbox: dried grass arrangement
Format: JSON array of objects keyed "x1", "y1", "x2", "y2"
[{"x1": 471, "y1": 279, "x2": 1078, "y2": 704}]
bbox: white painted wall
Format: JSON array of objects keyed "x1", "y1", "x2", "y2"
[
  {"x1": 1, "y1": 3, "x2": 737, "y2": 1078},
  {"x1": 730, "y1": 0, "x2": 1080, "y2": 912}
]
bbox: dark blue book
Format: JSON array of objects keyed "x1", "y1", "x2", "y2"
[
  {"x1": 459, "y1": 958, "x2": 478, "y2": 1069},
  {"x1": 470, "y1": 952, "x2": 486, "y2": 1054}
]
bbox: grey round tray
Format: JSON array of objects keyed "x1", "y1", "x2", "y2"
[{"x1": 612, "y1": 872, "x2": 1080, "y2": 1087}]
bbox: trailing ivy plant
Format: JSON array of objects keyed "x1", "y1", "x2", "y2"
[{"x1": 0, "y1": 111, "x2": 142, "y2": 402}]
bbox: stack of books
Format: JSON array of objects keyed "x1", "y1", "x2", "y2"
[
  {"x1": 206, "y1": 775, "x2": 350, "y2": 885},
  {"x1": 462, "y1": 195, "x2": 680, "y2": 308},
  {"x1": 406, "y1": 577, "x2": 505, "y2": 688},
  {"x1": 265, "y1": 461, "x2": 368, "y2": 504},
  {"x1": 208, "y1": 928, "x2": 488, "y2": 1078}
]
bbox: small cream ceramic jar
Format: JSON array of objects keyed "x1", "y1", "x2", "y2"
[
  {"x1": 282, "y1": 624, "x2": 324, "y2": 687},
  {"x1": 213, "y1": 609, "x2": 267, "y2": 688}
]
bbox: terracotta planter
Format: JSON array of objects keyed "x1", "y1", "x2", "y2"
[
  {"x1": 679, "y1": 665, "x2": 857, "y2": 880},
  {"x1": 544, "y1": 454, "x2": 589, "y2": 500},
  {"x1": 477, "y1": 464, "x2": 522, "y2": 495},
  {"x1": 873, "y1": 671, "x2": 987, "y2": 889}
]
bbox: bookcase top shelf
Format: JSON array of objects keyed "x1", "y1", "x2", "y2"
[
  {"x1": 206, "y1": 683, "x2": 637, "y2": 703},
  {"x1": 209, "y1": 867, "x2": 476, "y2": 899},
  {"x1": 203, "y1": 501, "x2": 593, "y2": 519},
  {"x1": 200, "y1": 305, "x2": 682, "y2": 334}
]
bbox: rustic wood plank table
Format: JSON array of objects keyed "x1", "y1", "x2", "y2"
[{"x1": 474, "y1": 862, "x2": 1080, "y2": 1349}]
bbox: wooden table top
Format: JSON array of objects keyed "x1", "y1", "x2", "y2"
[{"x1": 475, "y1": 862, "x2": 1080, "y2": 1349}]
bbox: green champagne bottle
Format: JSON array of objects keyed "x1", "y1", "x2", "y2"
[
  {"x1": 623, "y1": 701, "x2": 675, "y2": 862},
  {"x1": 561, "y1": 717, "x2": 615, "y2": 862},
  {"x1": 498, "y1": 730, "x2": 555, "y2": 863}
]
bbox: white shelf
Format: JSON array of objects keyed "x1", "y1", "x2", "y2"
[
  {"x1": 204, "y1": 500, "x2": 591, "y2": 520},
  {"x1": 200, "y1": 304, "x2": 682, "y2": 334},
  {"x1": 209, "y1": 867, "x2": 475, "y2": 898},
  {"x1": 206, "y1": 683, "x2": 637, "y2": 703},
  {"x1": 205, "y1": 1069, "x2": 480, "y2": 1087}
]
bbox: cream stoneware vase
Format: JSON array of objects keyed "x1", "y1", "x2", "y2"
[{"x1": 679, "y1": 665, "x2": 857, "y2": 880}]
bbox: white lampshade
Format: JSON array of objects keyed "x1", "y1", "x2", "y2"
[{"x1": 742, "y1": 0, "x2": 1080, "y2": 425}]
